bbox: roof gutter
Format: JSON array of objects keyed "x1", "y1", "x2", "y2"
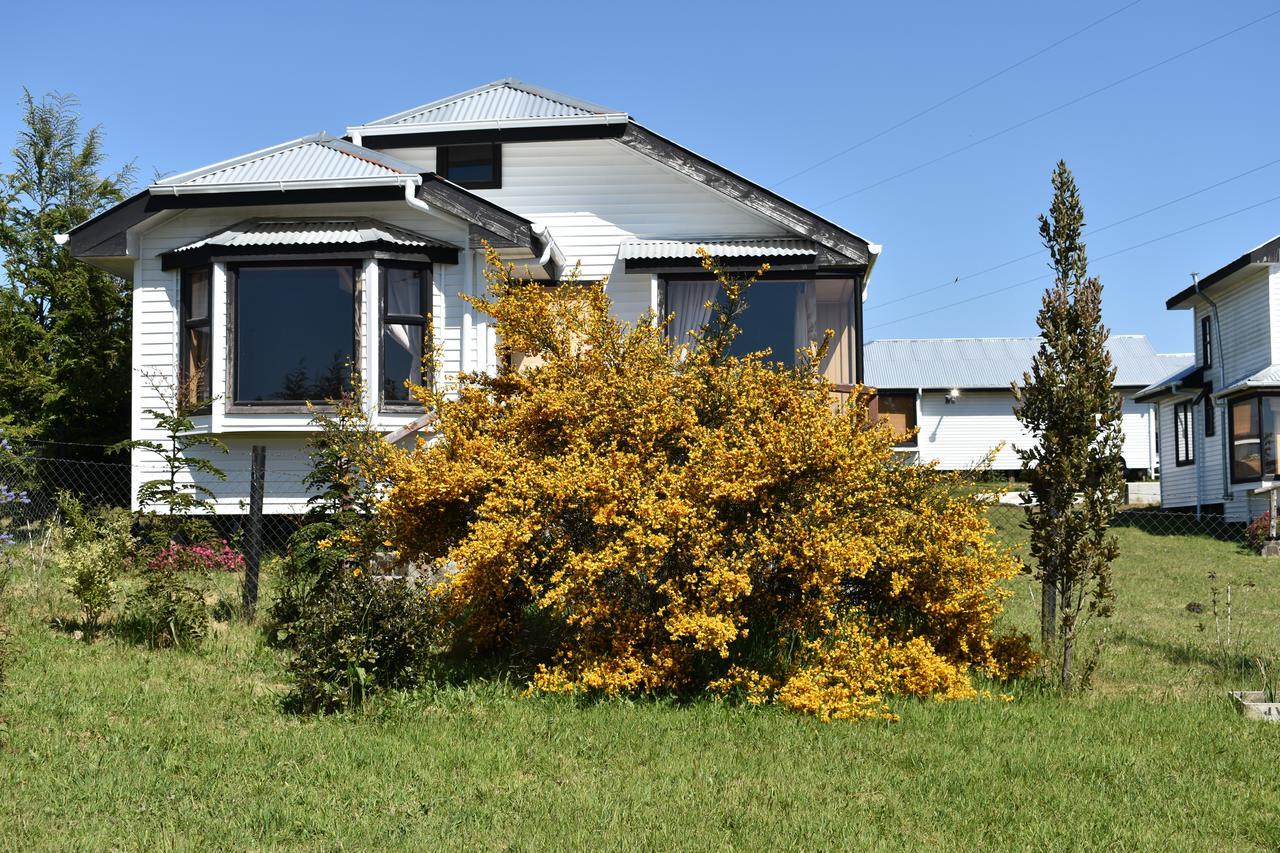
[
  {"x1": 149, "y1": 174, "x2": 413, "y2": 195},
  {"x1": 348, "y1": 112, "x2": 629, "y2": 144}
]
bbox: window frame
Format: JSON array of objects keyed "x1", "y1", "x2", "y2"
[
  {"x1": 436, "y1": 142, "x2": 502, "y2": 190},
  {"x1": 179, "y1": 266, "x2": 213, "y2": 415},
  {"x1": 1173, "y1": 400, "x2": 1194, "y2": 467},
  {"x1": 1201, "y1": 316, "x2": 1213, "y2": 369},
  {"x1": 1225, "y1": 393, "x2": 1280, "y2": 485},
  {"x1": 228, "y1": 260, "x2": 360, "y2": 410},
  {"x1": 875, "y1": 391, "x2": 919, "y2": 447},
  {"x1": 379, "y1": 261, "x2": 433, "y2": 410}
]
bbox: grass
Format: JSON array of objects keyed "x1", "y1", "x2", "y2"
[{"x1": 2, "y1": 526, "x2": 1279, "y2": 850}]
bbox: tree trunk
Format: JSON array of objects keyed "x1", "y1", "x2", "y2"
[
  {"x1": 1040, "y1": 564, "x2": 1057, "y2": 648},
  {"x1": 1059, "y1": 576, "x2": 1074, "y2": 689}
]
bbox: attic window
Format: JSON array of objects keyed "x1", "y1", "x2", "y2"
[{"x1": 437, "y1": 143, "x2": 501, "y2": 189}]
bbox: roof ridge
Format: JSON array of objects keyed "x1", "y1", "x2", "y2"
[{"x1": 358, "y1": 78, "x2": 622, "y2": 128}]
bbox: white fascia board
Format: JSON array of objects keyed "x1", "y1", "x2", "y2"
[
  {"x1": 346, "y1": 112, "x2": 630, "y2": 140},
  {"x1": 146, "y1": 175, "x2": 417, "y2": 195}
]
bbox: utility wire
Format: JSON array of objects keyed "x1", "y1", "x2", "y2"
[
  {"x1": 819, "y1": 8, "x2": 1280, "y2": 208},
  {"x1": 773, "y1": 0, "x2": 1143, "y2": 187},
  {"x1": 873, "y1": 155, "x2": 1280, "y2": 311},
  {"x1": 867, "y1": 191, "x2": 1280, "y2": 331}
]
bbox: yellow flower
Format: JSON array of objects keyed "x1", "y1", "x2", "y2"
[
  {"x1": 352, "y1": 567, "x2": 362, "y2": 577},
  {"x1": 316, "y1": 539, "x2": 332, "y2": 550}
]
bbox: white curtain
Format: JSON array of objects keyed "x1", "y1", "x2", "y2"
[{"x1": 666, "y1": 282, "x2": 719, "y2": 354}]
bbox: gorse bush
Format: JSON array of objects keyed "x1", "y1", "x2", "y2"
[{"x1": 377, "y1": 248, "x2": 1031, "y2": 721}]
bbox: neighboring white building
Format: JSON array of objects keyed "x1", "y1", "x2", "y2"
[
  {"x1": 1138, "y1": 234, "x2": 1280, "y2": 521},
  {"x1": 864, "y1": 336, "x2": 1192, "y2": 477},
  {"x1": 67, "y1": 79, "x2": 879, "y2": 512}
]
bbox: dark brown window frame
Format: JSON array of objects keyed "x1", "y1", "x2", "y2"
[
  {"x1": 228, "y1": 260, "x2": 360, "y2": 411},
  {"x1": 875, "y1": 391, "x2": 919, "y2": 447},
  {"x1": 179, "y1": 266, "x2": 213, "y2": 415},
  {"x1": 1173, "y1": 400, "x2": 1194, "y2": 467},
  {"x1": 380, "y1": 261, "x2": 433, "y2": 411},
  {"x1": 436, "y1": 142, "x2": 502, "y2": 189},
  {"x1": 1226, "y1": 393, "x2": 1280, "y2": 484},
  {"x1": 1204, "y1": 384, "x2": 1216, "y2": 438},
  {"x1": 1201, "y1": 315, "x2": 1213, "y2": 369}
]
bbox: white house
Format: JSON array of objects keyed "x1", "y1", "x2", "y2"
[
  {"x1": 1138, "y1": 234, "x2": 1280, "y2": 521},
  {"x1": 66, "y1": 79, "x2": 879, "y2": 512},
  {"x1": 864, "y1": 336, "x2": 1192, "y2": 477}
]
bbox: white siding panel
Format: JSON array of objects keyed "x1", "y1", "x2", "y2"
[
  {"x1": 1156, "y1": 398, "x2": 1198, "y2": 509},
  {"x1": 916, "y1": 391, "x2": 1026, "y2": 471}
]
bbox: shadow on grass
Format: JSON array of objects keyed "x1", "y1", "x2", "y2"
[
  {"x1": 1109, "y1": 508, "x2": 1245, "y2": 546},
  {"x1": 1111, "y1": 627, "x2": 1260, "y2": 681}
]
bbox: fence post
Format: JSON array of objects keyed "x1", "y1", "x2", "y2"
[{"x1": 242, "y1": 445, "x2": 266, "y2": 619}]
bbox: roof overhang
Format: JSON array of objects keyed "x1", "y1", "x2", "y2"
[
  {"x1": 1134, "y1": 364, "x2": 1207, "y2": 402},
  {"x1": 1166, "y1": 234, "x2": 1280, "y2": 309},
  {"x1": 350, "y1": 113, "x2": 630, "y2": 147}
]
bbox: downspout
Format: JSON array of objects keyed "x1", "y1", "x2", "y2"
[{"x1": 1193, "y1": 273, "x2": 1231, "y2": 502}]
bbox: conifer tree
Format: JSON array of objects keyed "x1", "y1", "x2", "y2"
[{"x1": 1013, "y1": 161, "x2": 1124, "y2": 690}]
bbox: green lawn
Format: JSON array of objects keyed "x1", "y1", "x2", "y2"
[{"x1": 2, "y1": 526, "x2": 1279, "y2": 850}]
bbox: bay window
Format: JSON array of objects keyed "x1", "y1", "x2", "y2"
[
  {"x1": 232, "y1": 263, "x2": 357, "y2": 405},
  {"x1": 179, "y1": 266, "x2": 212, "y2": 412},
  {"x1": 1229, "y1": 395, "x2": 1280, "y2": 483},
  {"x1": 381, "y1": 264, "x2": 431, "y2": 406}
]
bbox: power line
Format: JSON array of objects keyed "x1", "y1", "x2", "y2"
[
  {"x1": 873, "y1": 154, "x2": 1280, "y2": 311},
  {"x1": 819, "y1": 8, "x2": 1280, "y2": 208},
  {"x1": 867, "y1": 191, "x2": 1280, "y2": 331},
  {"x1": 773, "y1": 0, "x2": 1143, "y2": 188}
]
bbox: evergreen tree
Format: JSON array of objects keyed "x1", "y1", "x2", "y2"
[
  {"x1": 0, "y1": 90, "x2": 135, "y2": 449},
  {"x1": 1013, "y1": 161, "x2": 1124, "y2": 691}
]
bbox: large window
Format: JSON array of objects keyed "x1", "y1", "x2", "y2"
[
  {"x1": 180, "y1": 266, "x2": 212, "y2": 412},
  {"x1": 437, "y1": 143, "x2": 501, "y2": 189},
  {"x1": 1229, "y1": 395, "x2": 1280, "y2": 483},
  {"x1": 666, "y1": 281, "x2": 809, "y2": 368},
  {"x1": 1174, "y1": 401, "x2": 1195, "y2": 466},
  {"x1": 876, "y1": 392, "x2": 918, "y2": 446},
  {"x1": 381, "y1": 264, "x2": 431, "y2": 406},
  {"x1": 232, "y1": 263, "x2": 356, "y2": 405}
]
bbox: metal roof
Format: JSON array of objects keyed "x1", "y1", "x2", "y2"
[
  {"x1": 153, "y1": 133, "x2": 421, "y2": 187},
  {"x1": 618, "y1": 238, "x2": 818, "y2": 260},
  {"x1": 1216, "y1": 364, "x2": 1280, "y2": 397},
  {"x1": 864, "y1": 336, "x2": 1193, "y2": 390},
  {"x1": 360, "y1": 78, "x2": 624, "y2": 128},
  {"x1": 168, "y1": 218, "x2": 456, "y2": 254}
]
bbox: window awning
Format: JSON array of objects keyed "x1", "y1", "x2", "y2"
[
  {"x1": 161, "y1": 218, "x2": 460, "y2": 270},
  {"x1": 619, "y1": 237, "x2": 817, "y2": 263}
]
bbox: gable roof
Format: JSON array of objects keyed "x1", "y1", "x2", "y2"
[
  {"x1": 154, "y1": 133, "x2": 421, "y2": 188},
  {"x1": 1166, "y1": 233, "x2": 1280, "y2": 309},
  {"x1": 864, "y1": 336, "x2": 1192, "y2": 391},
  {"x1": 358, "y1": 78, "x2": 624, "y2": 129}
]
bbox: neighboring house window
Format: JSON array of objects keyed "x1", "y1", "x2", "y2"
[
  {"x1": 231, "y1": 263, "x2": 357, "y2": 405},
  {"x1": 179, "y1": 266, "x2": 212, "y2": 412},
  {"x1": 381, "y1": 263, "x2": 431, "y2": 407},
  {"x1": 665, "y1": 281, "x2": 813, "y2": 369},
  {"x1": 1173, "y1": 401, "x2": 1194, "y2": 466},
  {"x1": 1227, "y1": 395, "x2": 1280, "y2": 483},
  {"x1": 1201, "y1": 316, "x2": 1213, "y2": 368},
  {"x1": 876, "y1": 392, "x2": 918, "y2": 446},
  {"x1": 1204, "y1": 385, "x2": 1215, "y2": 437},
  {"x1": 437, "y1": 143, "x2": 501, "y2": 189}
]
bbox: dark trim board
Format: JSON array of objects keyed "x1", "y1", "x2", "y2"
[
  {"x1": 853, "y1": 275, "x2": 865, "y2": 386},
  {"x1": 624, "y1": 255, "x2": 819, "y2": 274},
  {"x1": 1167, "y1": 234, "x2": 1280, "y2": 309},
  {"x1": 658, "y1": 268, "x2": 864, "y2": 282},
  {"x1": 355, "y1": 122, "x2": 627, "y2": 149},
  {"x1": 1156, "y1": 503, "x2": 1226, "y2": 518}
]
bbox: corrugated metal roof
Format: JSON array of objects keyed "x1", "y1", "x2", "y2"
[
  {"x1": 1217, "y1": 364, "x2": 1280, "y2": 397},
  {"x1": 864, "y1": 336, "x2": 1193, "y2": 390},
  {"x1": 154, "y1": 133, "x2": 419, "y2": 187},
  {"x1": 169, "y1": 218, "x2": 456, "y2": 254},
  {"x1": 618, "y1": 238, "x2": 817, "y2": 260},
  {"x1": 362, "y1": 78, "x2": 622, "y2": 127}
]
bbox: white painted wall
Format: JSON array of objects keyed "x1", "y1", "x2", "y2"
[{"x1": 907, "y1": 389, "x2": 1157, "y2": 474}]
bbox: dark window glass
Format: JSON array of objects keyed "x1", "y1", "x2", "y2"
[
  {"x1": 1229, "y1": 395, "x2": 1280, "y2": 483},
  {"x1": 438, "y1": 143, "x2": 500, "y2": 188},
  {"x1": 1174, "y1": 401, "x2": 1194, "y2": 466},
  {"x1": 725, "y1": 283, "x2": 801, "y2": 367},
  {"x1": 180, "y1": 267, "x2": 212, "y2": 412},
  {"x1": 877, "y1": 393, "x2": 918, "y2": 446},
  {"x1": 1204, "y1": 385, "x2": 1215, "y2": 437},
  {"x1": 234, "y1": 265, "x2": 355, "y2": 404},
  {"x1": 382, "y1": 264, "x2": 430, "y2": 405},
  {"x1": 1202, "y1": 316, "x2": 1213, "y2": 368}
]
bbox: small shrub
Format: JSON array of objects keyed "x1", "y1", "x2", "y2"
[
  {"x1": 1245, "y1": 511, "x2": 1272, "y2": 552},
  {"x1": 119, "y1": 564, "x2": 209, "y2": 650},
  {"x1": 59, "y1": 539, "x2": 120, "y2": 635},
  {"x1": 285, "y1": 569, "x2": 440, "y2": 713},
  {"x1": 264, "y1": 521, "x2": 346, "y2": 649}
]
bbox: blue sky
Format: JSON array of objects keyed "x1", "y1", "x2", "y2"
[{"x1": 3, "y1": 0, "x2": 1278, "y2": 355}]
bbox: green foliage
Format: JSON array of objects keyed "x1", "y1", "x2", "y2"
[
  {"x1": 113, "y1": 371, "x2": 228, "y2": 518},
  {"x1": 1013, "y1": 161, "x2": 1124, "y2": 690},
  {"x1": 0, "y1": 90, "x2": 135, "y2": 446},
  {"x1": 263, "y1": 521, "x2": 346, "y2": 649},
  {"x1": 284, "y1": 569, "x2": 440, "y2": 714},
  {"x1": 54, "y1": 492, "x2": 135, "y2": 636},
  {"x1": 119, "y1": 565, "x2": 209, "y2": 650}
]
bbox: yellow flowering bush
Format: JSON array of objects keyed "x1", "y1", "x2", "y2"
[{"x1": 378, "y1": 247, "x2": 1030, "y2": 720}]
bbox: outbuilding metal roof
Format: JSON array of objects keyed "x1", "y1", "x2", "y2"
[
  {"x1": 864, "y1": 336, "x2": 1192, "y2": 391},
  {"x1": 153, "y1": 133, "x2": 420, "y2": 187},
  {"x1": 618, "y1": 237, "x2": 818, "y2": 260},
  {"x1": 360, "y1": 78, "x2": 624, "y2": 128}
]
